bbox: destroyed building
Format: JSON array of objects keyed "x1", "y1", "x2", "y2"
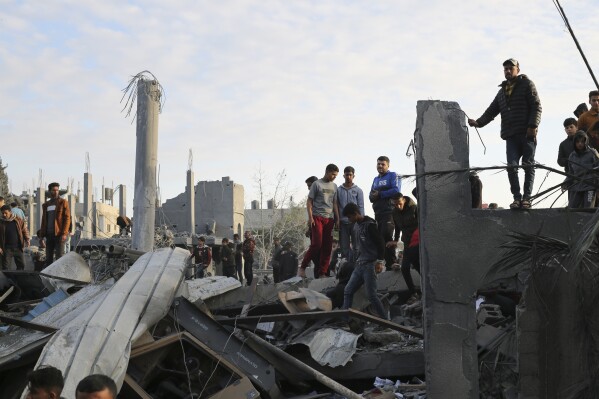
[
  {"x1": 160, "y1": 176, "x2": 245, "y2": 238},
  {"x1": 3, "y1": 94, "x2": 599, "y2": 399}
]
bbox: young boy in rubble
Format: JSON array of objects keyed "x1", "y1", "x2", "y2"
[
  {"x1": 567, "y1": 130, "x2": 599, "y2": 208},
  {"x1": 341, "y1": 203, "x2": 388, "y2": 320}
]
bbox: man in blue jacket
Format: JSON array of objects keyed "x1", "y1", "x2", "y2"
[
  {"x1": 468, "y1": 58, "x2": 542, "y2": 210},
  {"x1": 369, "y1": 156, "x2": 401, "y2": 268}
]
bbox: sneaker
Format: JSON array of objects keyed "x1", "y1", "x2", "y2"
[
  {"x1": 520, "y1": 199, "x2": 532, "y2": 209},
  {"x1": 509, "y1": 200, "x2": 521, "y2": 209}
]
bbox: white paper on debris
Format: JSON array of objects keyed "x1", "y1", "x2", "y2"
[
  {"x1": 24, "y1": 247, "x2": 189, "y2": 399},
  {"x1": 293, "y1": 327, "x2": 360, "y2": 368}
]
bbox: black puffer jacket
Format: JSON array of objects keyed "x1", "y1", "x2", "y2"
[
  {"x1": 476, "y1": 74, "x2": 542, "y2": 139},
  {"x1": 568, "y1": 131, "x2": 599, "y2": 192},
  {"x1": 392, "y1": 196, "x2": 418, "y2": 245}
]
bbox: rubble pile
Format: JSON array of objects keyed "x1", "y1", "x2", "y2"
[{"x1": 0, "y1": 248, "x2": 426, "y2": 399}]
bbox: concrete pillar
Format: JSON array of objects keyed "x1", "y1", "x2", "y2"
[
  {"x1": 36, "y1": 185, "x2": 45, "y2": 233},
  {"x1": 415, "y1": 101, "x2": 477, "y2": 398},
  {"x1": 132, "y1": 79, "x2": 160, "y2": 252},
  {"x1": 27, "y1": 194, "x2": 35, "y2": 237},
  {"x1": 187, "y1": 170, "x2": 195, "y2": 235},
  {"x1": 66, "y1": 194, "x2": 77, "y2": 237},
  {"x1": 82, "y1": 172, "x2": 93, "y2": 239},
  {"x1": 118, "y1": 185, "x2": 127, "y2": 218}
]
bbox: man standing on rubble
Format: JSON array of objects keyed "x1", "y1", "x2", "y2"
[
  {"x1": 341, "y1": 203, "x2": 388, "y2": 320},
  {"x1": 233, "y1": 233, "x2": 243, "y2": 282},
  {"x1": 191, "y1": 236, "x2": 212, "y2": 278},
  {"x1": 298, "y1": 164, "x2": 339, "y2": 279},
  {"x1": 468, "y1": 58, "x2": 542, "y2": 209},
  {"x1": 38, "y1": 183, "x2": 71, "y2": 266},
  {"x1": 370, "y1": 156, "x2": 401, "y2": 269},
  {"x1": 334, "y1": 166, "x2": 364, "y2": 260},
  {"x1": 243, "y1": 230, "x2": 256, "y2": 285},
  {"x1": 0, "y1": 205, "x2": 30, "y2": 270}
]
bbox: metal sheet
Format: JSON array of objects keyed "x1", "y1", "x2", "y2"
[{"x1": 24, "y1": 247, "x2": 189, "y2": 399}]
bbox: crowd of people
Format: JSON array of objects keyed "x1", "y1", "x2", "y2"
[{"x1": 468, "y1": 58, "x2": 599, "y2": 209}]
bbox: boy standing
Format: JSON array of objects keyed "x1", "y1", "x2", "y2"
[
  {"x1": 567, "y1": 130, "x2": 599, "y2": 208},
  {"x1": 557, "y1": 118, "x2": 578, "y2": 172},
  {"x1": 334, "y1": 166, "x2": 364, "y2": 260},
  {"x1": 341, "y1": 203, "x2": 387, "y2": 320}
]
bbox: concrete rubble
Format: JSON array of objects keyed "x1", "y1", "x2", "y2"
[{"x1": 0, "y1": 239, "x2": 426, "y2": 399}]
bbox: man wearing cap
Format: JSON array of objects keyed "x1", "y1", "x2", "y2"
[{"x1": 468, "y1": 58, "x2": 542, "y2": 209}]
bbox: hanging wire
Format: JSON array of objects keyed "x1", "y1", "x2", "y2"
[{"x1": 552, "y1": 0, "x2": 599, "y2": 90}]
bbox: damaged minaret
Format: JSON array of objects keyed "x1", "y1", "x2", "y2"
[{"x1": 130, "y1": 74, "x2": 162, "y2": 252}]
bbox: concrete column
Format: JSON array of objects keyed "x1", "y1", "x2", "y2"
[
  {"x1": 82, "y1": 172, "x2": 93, "y2": 239},
  {"x1": 132, "y1": 79, "x2": 160, "y2": 252},
  {"x1": 415, "y1": 101, "x2": 477, "y2": 398},
  {"x1": 67, "y1": 193, "x2": 77, "y2": 236},
  {"x1": 27, "y1": 194, "x2": 35, "y2": 237},
  {"x1": 118, "y1": 185, "x2": 127, "y2": 218},
  {"x1": 36, "y1": 185, "x2": 45, "y2": 233},
  {"x1": 187, "y1": 170, "x2": 195, "y2": 235}
]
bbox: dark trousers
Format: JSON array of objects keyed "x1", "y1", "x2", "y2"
[
  {"x1": 339, "y1": 222, "x2": 356, "y2": 260},
  {"x1": 506, "y1": 135, "x2": 536, "y2": 200},
  {"x1": 45, "y1": 235, "x2": 64, "y2": 266},
  {"x1": 1, "y1": 247, "x2": 25, "y2": 270},
  {"x1": 568, "y1": 190, "x2": 596, "y2": 208},
  {"x1": 401, "y1": 245, "x2": 421, "y2": 295},
  {"x1": 243, "y1": 254, "x2": 254, "y2": 285},
  {"x1": 375, "y1": 213, "x2": 396, "y2": 268},
  {"x1": 300, "y1": 216, "x2": 335, "y2": 278},
  {"x1": 224, "y1": 265, "x2": 237, "y2": 278},
  {"x1": 235, "y1": 254, "x2": 243, "y2": 281}
]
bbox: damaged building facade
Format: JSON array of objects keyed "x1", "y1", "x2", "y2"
[{"x1": 159, "y1": 176, "x2": 245, "y2": 238}]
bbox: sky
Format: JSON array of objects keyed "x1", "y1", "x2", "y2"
[{"x1": 1, "y1": 0, "x2": 597, "y2": 217}]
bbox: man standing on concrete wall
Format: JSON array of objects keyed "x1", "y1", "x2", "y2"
[
  {"x1": 242, "y1": 230, "x2": 256, "y2": 286},
  {"x1": 468, "y1": 58, "x2": 542, "y2": 209},
  {"x1": 369, "y1": 156, "x2": 401, "y2": 269},
  {"x1": 233, "y1": 233, "x2": 243, "y2": 282},
  {"x1": 298, "y1": 164, "x2": 339, "y2": 279},
  {"x1": 334, "y1": 166, "x2": 364, "y2": 260},
  {"x1": 39, "y1": 182, "x2": 71, "y2": 266}
]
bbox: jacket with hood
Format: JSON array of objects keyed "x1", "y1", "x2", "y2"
[
  {"x1": 568, "y1": 131, "x2": 599, "y2": 192},
  {"x1": 476, "y1": 74, "x2": 542, "y2": 140}
]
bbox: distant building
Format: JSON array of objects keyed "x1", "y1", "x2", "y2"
[{"x1": 160, "y1": 176, "x2": 245, "y2": 238}]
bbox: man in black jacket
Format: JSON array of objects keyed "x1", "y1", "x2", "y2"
[
  {"x1": 468, "y1": 58, "x2": 542, "y2": 210},
  {"x1": 558, "y1": 118, "x2": 578, "y2": 173}
]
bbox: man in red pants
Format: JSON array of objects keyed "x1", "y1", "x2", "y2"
[{"x1": 298, "y1": 164, "x2": 339, "y2": 278}]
